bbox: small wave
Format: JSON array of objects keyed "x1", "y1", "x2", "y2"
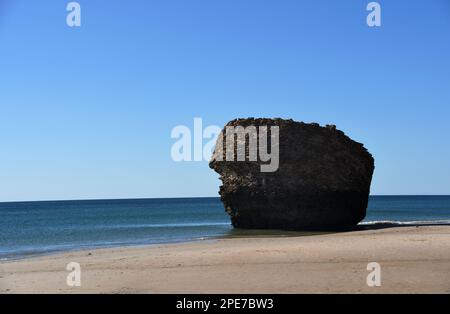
[
  {"x1": 92, "y1": 222, "x2": 231, "y2": 230},
  {"x1": 359, "y1": 219, "x2": 450, "y2": 226},
  {"x1": 38, "y1": 222, "x2": 232, "y2": 232}
]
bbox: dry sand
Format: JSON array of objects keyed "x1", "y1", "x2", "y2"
[{"x1": 1, "y1": 225, "x2": 449, "y2": 294}]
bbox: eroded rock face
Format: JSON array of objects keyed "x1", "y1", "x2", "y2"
[{"x1": 209, "y1": 118, "x2": 375, "y2": 230}]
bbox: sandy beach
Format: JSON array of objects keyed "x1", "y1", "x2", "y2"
[{"x1": 1, "y1": 225, "x2": 449, "y2": 294}]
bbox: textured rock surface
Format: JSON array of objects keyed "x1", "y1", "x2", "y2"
[{"x1": 209, "y1": 118, "x2": 375, "y2": 230}]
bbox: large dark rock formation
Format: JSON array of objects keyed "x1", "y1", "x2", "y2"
[{"x1": 209, "y1": 118, "x2": 375, "y2": 230}]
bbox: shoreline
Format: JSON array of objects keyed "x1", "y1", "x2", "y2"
[
  {"x1": 1, "y1": 225, "x2": 449, "y2": 294},
  {"x1": 0, "y1": 230, "x2": 326, "y2": 263},
  {"x1": 2, "y1": 221, "x2": 449, "y2": 263}
]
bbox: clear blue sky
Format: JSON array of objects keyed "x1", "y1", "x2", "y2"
[{"x1": 0, "y1": 0, "x2": 449, "y2": 201}]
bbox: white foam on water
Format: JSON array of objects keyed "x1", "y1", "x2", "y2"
[{"x1": 359, "y1": 219, "x2": 450, "y2": 226}]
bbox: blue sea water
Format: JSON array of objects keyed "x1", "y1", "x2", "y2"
[{"x1": 0, "y1": 196, "x2": 449, "y2": 260}]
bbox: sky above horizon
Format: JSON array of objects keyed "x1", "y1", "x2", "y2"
[{"x1": 0, "y1": 0, "x2": 449, "y2": 202}]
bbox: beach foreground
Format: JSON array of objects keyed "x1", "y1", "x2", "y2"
[{"x1": 1, "y1": 226, "x2": 449, "y2": 294}]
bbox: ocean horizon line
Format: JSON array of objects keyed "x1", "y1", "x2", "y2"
[{"x1": 1, "y1": 195, "x2": 450, "y2": 205}]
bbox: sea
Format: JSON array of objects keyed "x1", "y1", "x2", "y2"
[{"x1": 1, "y1": 196, "x2": 449, "y2": 260}]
